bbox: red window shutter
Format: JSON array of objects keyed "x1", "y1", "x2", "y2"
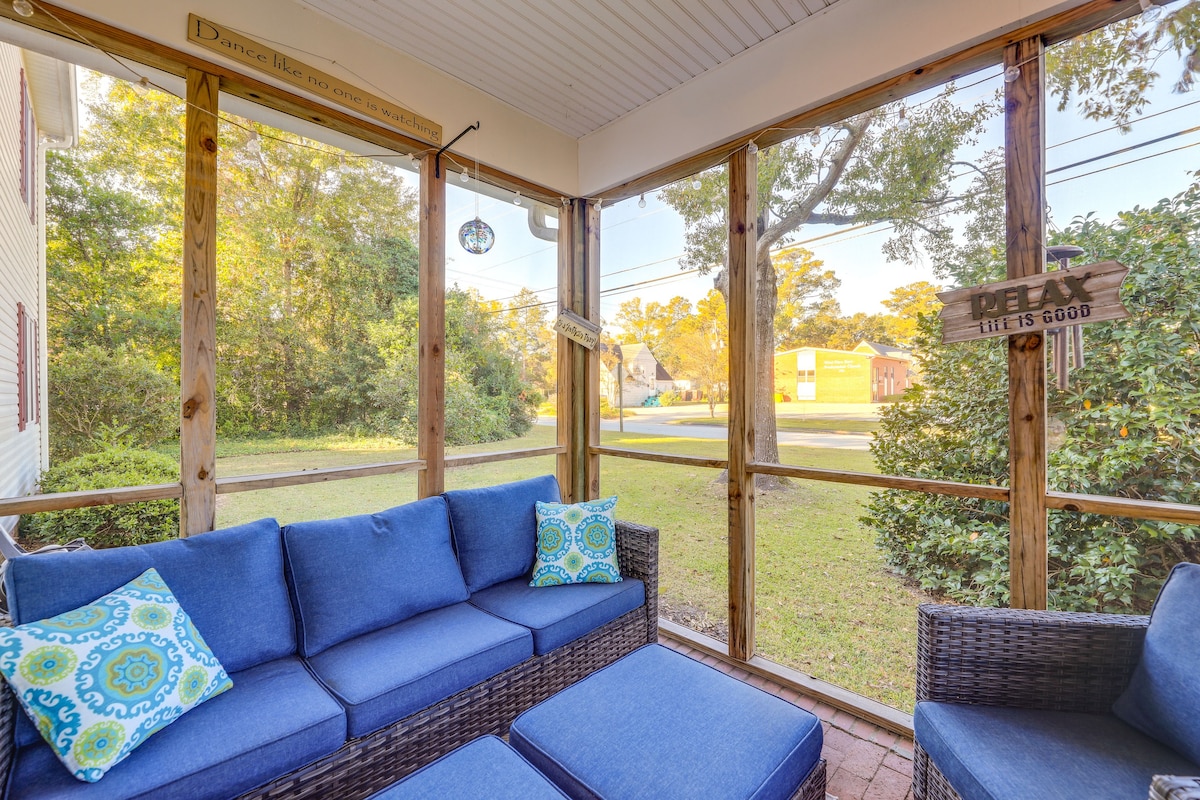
[{"x1": 16, "y1": 303, "x2": 26, "y2": 432}]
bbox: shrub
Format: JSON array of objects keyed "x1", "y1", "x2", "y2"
[
  {"x1": 657, "y1": 391, "x2": 678, "y2": 407},
  {"x1": 48, "y1": 345, "x2": 177, "y2": 461},
  {"x1": 20, "y1": 449, "x2": 180, "y2": 549}
]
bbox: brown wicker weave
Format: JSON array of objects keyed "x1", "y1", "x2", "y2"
[
  {"x1": 912, "y1": 602, "x2": 1176, "y2": 800},
  {"x1": 790, "y1": 758, "x2": 826, "y2": 800},
  {"x1": 0, "y1": 520, "x2": 659, "y2": 800},
  {"x1": 1152, "y1": 776, "x2": 1200, "y2": 800}
]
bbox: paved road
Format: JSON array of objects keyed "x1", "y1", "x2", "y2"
[{"x1": 536, "y1": 415, "x2": 873, "y2": 450}]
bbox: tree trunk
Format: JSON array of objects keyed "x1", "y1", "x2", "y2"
[{"x1": 754, "y1": 250, "x2": 789, "y2": 491}]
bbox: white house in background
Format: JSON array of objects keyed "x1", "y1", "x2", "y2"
[
  {"x1": 604, "y1": 342, "x2": 674, "y2": 407},
  {"x1": 0, "y1": 42, "x2": 76, "y2": 555}
]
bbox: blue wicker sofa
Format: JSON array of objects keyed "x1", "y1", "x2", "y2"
[{"x1": 0, "y1": 475, "x2": 659, "y2": 800}]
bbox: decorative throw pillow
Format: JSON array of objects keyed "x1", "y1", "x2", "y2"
[
  {"x1": 530, "y1": 497, "x2": 622, "y2": 586},
  {"x1": 0, "y1": 568, "x2": 233, "y2": 782}
]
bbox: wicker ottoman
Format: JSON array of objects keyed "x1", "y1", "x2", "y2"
[
  {"x1": 509, "y1": 644, "x2": 826, "y2": 800},
  {"x1": 365, "y1": 735, "x2": 567, "y2": 800}
]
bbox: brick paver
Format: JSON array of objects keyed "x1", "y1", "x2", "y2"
[{"x1": 660, "y1": 638, "x2": 915, "y2": 800}]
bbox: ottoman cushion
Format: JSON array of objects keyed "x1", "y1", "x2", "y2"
[
  {"x1": 366, "y1": 736, "x2": 567, "y2": 800},
  {"x1": 510, "y1": 644, "x2": 822, "y2": 800}
]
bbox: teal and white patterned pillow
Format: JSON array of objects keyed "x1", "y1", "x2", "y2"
[
  {"x1": 0, "y1": 568, "x2": 232, "y2": 782},
  {"x1": 530, "y1": 497, "x2": 622, "y2": 586}
]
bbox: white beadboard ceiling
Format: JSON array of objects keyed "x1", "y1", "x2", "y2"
[{"x1": 295, "y1": 0, "x2": 842, "y2": 138}]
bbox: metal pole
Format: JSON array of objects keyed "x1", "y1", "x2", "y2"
[{"x1": 617, "y1": 360, "x2": 624, "y2": 432}]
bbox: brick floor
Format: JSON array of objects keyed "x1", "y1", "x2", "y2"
[{"x1": 660, "y1": 638, "x2": 915, "y2": 800}]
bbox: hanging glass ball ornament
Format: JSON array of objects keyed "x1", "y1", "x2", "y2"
[{"x1": 459, "y1": 217, "x2": 495, "y2": 254}]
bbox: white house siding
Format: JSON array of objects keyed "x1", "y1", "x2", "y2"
[{"x1": 0, "y1": 43, "x2": 47, "y2": 544}]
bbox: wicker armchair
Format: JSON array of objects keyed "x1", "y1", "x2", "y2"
[{"x1": 913, "y1": 603, "x2": 1200, "y2": 800}]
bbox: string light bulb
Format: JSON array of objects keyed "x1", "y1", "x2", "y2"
[
  {"x1": 459, "y1": 171, "x2": 469, "y2": 183},
  {"x1": 690, "y1": 178, "x2": 702, "y2": 190},
  {"x1": 130, "y1": 77, "x2": 151, "y2": 97},
  {"x1": 1004, "y1": 65, "x2": 1021, "y2": 83},
  {"x1": 12, "y1": 0, "x2": 34, "y2": 17},
  {"x1": 1139, "y1": 0, "x2": 1164, "y2": 21},
  {"x1": 809, "y1": 128, "x2": 822, "y2": 147},
  {"x1": 638, "y1": 194, "x2": 646, "y2": 209},
  {"x1": 513, "y1": 192, "x2": 522, "y2": 206},
  {"x1": 747, "y1": 140, "x2": 759, "y2": 155},
  {"x1": 897, "y1": 107, "x2": 911, "y2": 131}
]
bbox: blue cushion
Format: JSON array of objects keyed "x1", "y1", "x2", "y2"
[
  {"x1": 469, "y1": 576, "x2": 645, "y2": 654},
  {"x1": 0, "y1": 569, "x2": 233, "y2": 782},
  {"x1": 510, "y1": 644, "x2": 822, "y2": 800},
  {"x1": 4, "y1": 519, "x2": 294, "y2": 751},
  {"x1": 445, "y1": 475, "x2": 561, "y2": 593},
  {"x1": 282, "y1": 497, "x2": 469, "y2": 657},
  {"x1": 366, "y1": 736, "x2": 567, "y2": 800},
  {"x1": 306, "y1": 602, "x2": 532, "y2": 738},
  {"x1": 915, "y1": 702, "x2": 1200, "y2": 800},
  {"x1": 3, "y1": 518, "x2": 293, "y2": 675},
  {"x1": 7, "y1": 657, "x2": 346, "y2": 800},
  {"x1": 1113, "y1": 561, "x2": 1200, "y2": 764}
]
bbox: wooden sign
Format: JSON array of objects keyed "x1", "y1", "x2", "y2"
[
  {"x1": 938, "y1": 261, "x2": 1129, "y2": 344},
  {"x1": 188, "y1": 15, "x2": 443, "y2": 144},
  {"x1": 554, "y1": 309, "x2": 600, "y2": 350}
]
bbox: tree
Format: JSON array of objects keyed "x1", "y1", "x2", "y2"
[
  {"x1": 774, "y1": 247, "x2": 841, "y2": 350},
  {"x1": 503, "y1": 288, "x2": 555, "y2": 397},
  {"x1": 612, "y1": 295, "x2": 693, "y2": 375},
  {"x1": 674, "y1": 290, "x2": 730, "y2": 416},
  {"x1": 869, "y1": 186, "x2": 1200, "y2": 612},
  {"x1": 662, "y1": 92, "x2": 998, "y2": 487},
  {"x1": 880, "y1": 281, "x2": 942, "y2": 348}
]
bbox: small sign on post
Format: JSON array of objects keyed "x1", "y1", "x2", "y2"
[
  {"x1": 554, "y1": 309, "x2": 600, "y2": 350},
  {"x1": 938, "y1": 260, "x2": 1130, "y2": 344}
]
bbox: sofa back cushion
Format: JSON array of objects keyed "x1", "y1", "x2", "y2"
[
  {"x1": 4, "y1": 518, "x2": 293, "y2": 676},
  {"x1": 444, "y1": 475, "x2": 561, "y2": 594},
  {"x1": 283, "y1": 496, "x2": 469, "y2": 657},
  {"x1": 1113, "y1": 561, "x2": 1200, "y2": 764}
]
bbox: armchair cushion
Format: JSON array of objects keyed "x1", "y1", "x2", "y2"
[
  {"x1": 445, "y1": 475, "x2": 560, "y2": 593},
  {"x1": 915, "y1": 702, "x2": 1199, "y2": 800},
  {"x1": 1113, "y1": 562, "x2": 1200, "y2": 765}
]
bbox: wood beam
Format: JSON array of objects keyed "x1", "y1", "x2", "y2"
[
  {"x1": 180, "y1": 69, "x2": 219, "y2": 537},
  {"x1": 418, "y1": 151, "x2": 446, "y2": 497},
  {"x1": 1005, "y1": 37, "x2": 1048, "y2": 610},
  {"x1": 584, "y1": 201, "x2": 602, "y2": 500},
  {"x1": 727, "y1": 146, "x2": 758, "y2": 660},
  {"x1": 556, "y1": 201, "x2": 578, "y2": 502}
]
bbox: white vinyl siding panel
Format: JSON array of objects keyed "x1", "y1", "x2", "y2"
[{"x1": 0, "y1": 43, "x2": 45, "y2": 542}]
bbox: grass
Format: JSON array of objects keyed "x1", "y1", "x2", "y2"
[
  {"x1": 672, "y1": 415, "x2": 881, "y2": 434},
  {"x1": 213, "y1": 424, "x2": 923, "y2": 711}
]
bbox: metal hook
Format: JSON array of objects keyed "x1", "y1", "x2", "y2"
[{"x1": 435, "y1": 121, "x2": 480, "y2": 179}]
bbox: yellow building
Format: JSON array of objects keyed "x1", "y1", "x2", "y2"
[{"x1": 774, "y1": 342, "x2": 913, "y2": 403}]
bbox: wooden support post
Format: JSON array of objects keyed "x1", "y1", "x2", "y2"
[
  {"x1": 1005, "y1": 37, "x2": 1049, "y2": 609},
  {"x1": 180, "y1": 69, "x2": 218, "y2": 537},
  {"x1": 728, "y1": 148, "x2": 758, "y2": 659},
  {"x1": 556, "y1": 201, "x2": 578, "y2": 502},
  {"x1": 418, "y1": 151, "x2": 446, "y2": 497},
  {"x1": 584, "y1": 201, "x2": 602, "y2": 500}
]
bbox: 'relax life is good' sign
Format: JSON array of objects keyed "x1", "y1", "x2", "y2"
[{"x1": 937, "y1": 260, "x2": 1129, "y2": 344}]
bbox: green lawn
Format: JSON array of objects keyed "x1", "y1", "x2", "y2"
[{"x1": 215, "y1": 425, "x2": 923, "y2": 711}]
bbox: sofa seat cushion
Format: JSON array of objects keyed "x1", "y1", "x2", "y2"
[
  {"x1": 469, "y1": 577, "x2": 645, "y2": 655},
  {"x1": 306, "y1": 602, "x2": 533, "y2": 738},
  {"x1": 6, "y1": 656, "x2": 346, "y2": 800},
  {"x1": 914, "y1": 701, "x2": 1200, "y2": 800},
  {"x1": 510, "y1": 644, "x2": 823, "y2": 800},
  {"x1": 445, "y1": 475, "x2": 561, "y2": 594},
  {"x1": 366, "y1": 736, "x2": 567, "y2": 800},
  {"x1": 283, "y1": 497, "x2": 469, "y2": 657}
]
